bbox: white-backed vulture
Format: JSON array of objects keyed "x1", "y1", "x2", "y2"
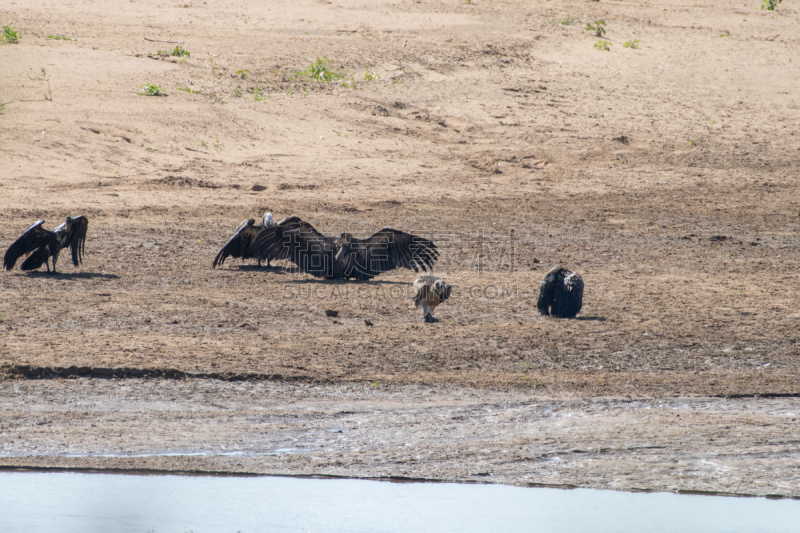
[
  {"x1": 253, "y1": 216, "x2": 438, "y2": 280},
  {"x1": 3, "y1": 216, "x2": 89, "y2": 274},
  {"x1": 537, "y1": 265, "x2": 584, "y2": 318},
  {"x1": 213, "y1": 213, "x2": 280, "y2": 269},
  {"x1": 412, "y1": 275, "x2": 452, "y2": 323}
]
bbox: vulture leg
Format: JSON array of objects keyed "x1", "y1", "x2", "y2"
[
  {"x1": 420, "y1": 301, "x2": 434, "y2": 322},
  {"x1": 51, "y1": 248, "x2": 60, "y2": 274}
]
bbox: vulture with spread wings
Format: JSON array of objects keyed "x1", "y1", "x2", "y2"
[
  {"x1": 253, "y1": 216, "x2": 438, "y2": 280},
  {"x1": 3, "y1": 216, "x2": 89, "y2": 274},
  {"x1": 537, "y1": 265, "x2": 584, "y2": 318},
  {"x1": 213, "y1": 212, "x2": 283, "y2": 269}
]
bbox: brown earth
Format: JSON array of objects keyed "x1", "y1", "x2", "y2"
[{"x1": 1, "y1": 0, "x2": 799, "y2": 496}]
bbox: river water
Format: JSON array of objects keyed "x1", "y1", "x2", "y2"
[{"x1": 0, "y1": 471, "x2": 797, "y2": 532}]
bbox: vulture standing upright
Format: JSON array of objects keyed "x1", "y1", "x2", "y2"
[
  {"x1": 412, "y1": 274, "x2": 453, "y2": 323},
  {"x1": 213, "y1": 212, "x2": 280, "y2": 268},
  {"x1": 537, "y1": 265, "x2": 584, "y2": 318},
  {"x1": 3, "y1": 216, "x2": 89, "y2": 274},
  {"x1": 253, "y1": 216, "x2": 438, "y2": 280}
]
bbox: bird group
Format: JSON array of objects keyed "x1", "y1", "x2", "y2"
[{"x1": 4, "y1": 212, "x2": 584, "y2": 322}]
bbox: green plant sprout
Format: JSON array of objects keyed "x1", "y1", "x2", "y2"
[
  {"x1": 364, "y1": 64, "x2": 380, "y2": 81},
  {"x1": 586, "y1": 20, "x2": 607, "y2": 37},
  {"x1": 27, "y1": 67, "x2": 46, "y2": 80},
  {"x1": 200, "y1": 139, "x2": 207, "y2": 147},
  {"x1": 47, "y1": 35, "x2": 76, "y2": 41},
  {"x1": 762, "y1": 0, "x2": 782, "y2": 10},
  {"x1": 2, "y1": 26, "x2": 21, "y2": 44},
  {"x1": 594, "y1": 40, "x2": 611, "y2": 51},
  {"x1": 237, "y1": 69, "x2": 251, "y2": 79},
  {"x1": 297, "y1": 58, "x2": 343, "y2": 82},
  {"x1": 623, "y1": 39, "x2": 640, "y2": 49},
  {"x1": 138, "y1": 84, "x2": 167, "y2": 96}
]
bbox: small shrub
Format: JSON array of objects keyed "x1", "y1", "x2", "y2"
[
  {"x1": 138, "y1": 84, "x2": 167, "y2": 96},
  {"x1": 236, "y1": 69, "x2": 251, "y2": 79},
  {"x1": 586, "y1": 20, "x2": 606, "y2": 37},
  {"x1": 297, "y1": 58, "x2": 343, "y2": 82},
  {"x1": 170, "y1": 46, "x2": 190, "y2": 57},
  {"x1": 2, "y1": 25, "x2": 21, "y2": 44},
  {"x1": 623, "y1": 39, "x2": 640, "y2": 49},
  {"x1": 719, "y1": 31, "x2": 731, "y2": 37},
  {"x1": 761, "y1": 0, "x2": 782, "y2": 10},
  {"x1": 593, "y1": 40, "x2": 611, "y2": 51}
]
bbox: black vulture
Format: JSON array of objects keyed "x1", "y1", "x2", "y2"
[
  {"x1": 3, "y1": 216, "x2": 89, "y2": 274},
  {"x1": 213, "y1": 213, "x2": 282, "y2": 269},
  {"x1": 412, "y1": 275, "x2": 453, "y2": 323},
  {"x1": 537, "y1": 265, "x2": 584, "y2": 318},
  {"x1": 253, "y1": 216, "x2": 438, "y2": 280}
]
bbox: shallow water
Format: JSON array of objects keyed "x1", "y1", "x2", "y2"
[{"x1": 0, "y1": 471, "x2": 797, "y2": 533}]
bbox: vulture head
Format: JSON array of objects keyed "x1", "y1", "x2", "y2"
[
  {"x1": 432, "y1": 278, "x2": 447, "y2": 298},
  {"x1": 262, "y1": 212, "x2": 274, "y2": 228},
  {"x1": 335, "y1": 232, "x2": 354, "y2": 261}
]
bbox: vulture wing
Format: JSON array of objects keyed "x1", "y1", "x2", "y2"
[
  {"x1": 213, "y1": 218, "x2": 261, "y2": 268},
  {"x1": 4, "y1": 220, "x2": 50, "y2": 271},
  {"x1": 56, "y1": 215, "x2": 89, "y2": 267},
  {"x1": 20, "y1": 245, "x2": 52, "y2": 271},
  {"x1": 253, "y1": 217, "x2": 335, "y2": 278},
  {"x1": 412, "y1": 279, "x2": 430, "y2": 307},
  {"x1": 551, "y1": 271, "x2": 584, "y2": 318},
  {"x1": 345, "y1": 229, "x2": 438, "y2": 280},
  {"x1": 536, "y1": 271, "x2": 557, "y2": 316}
]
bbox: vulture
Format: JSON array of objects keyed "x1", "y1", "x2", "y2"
[
  {"x1": 412, "y1": 275, "x2": 453, "y2": 323},
  {"x1": 3, "y1": 216, "x2": 89, "y2": 274},
  {"x1": 253, "y1": 216, "x2": 438, "y2": 280},
  {"x1": 213, "y1": 212, "x2": 280, "y2": 269},
  {"x1": 537, "y1": 265, "x2": 584, "y2": 318}
]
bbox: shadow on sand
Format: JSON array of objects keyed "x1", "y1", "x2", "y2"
[{"x1": 25, "y1": 271, "x2": 120, "y2": 280}]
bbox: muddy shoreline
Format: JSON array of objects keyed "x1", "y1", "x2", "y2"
[{"x1": 2, "y1": 380, "x2": 799, "y2": 498}]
